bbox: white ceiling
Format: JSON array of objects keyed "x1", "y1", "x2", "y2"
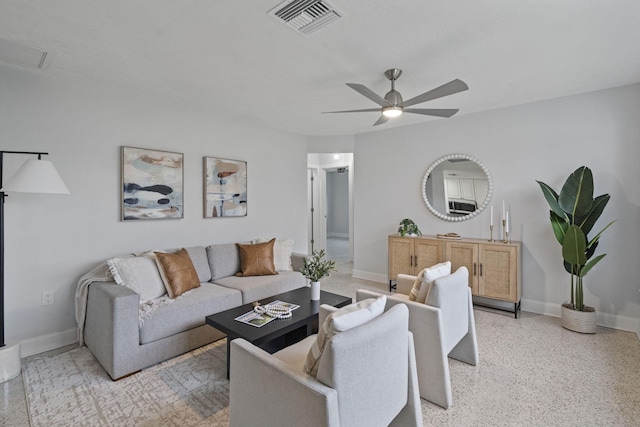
[{"x1": 1, "y1": 0, "x2": 639, "y2": 136}]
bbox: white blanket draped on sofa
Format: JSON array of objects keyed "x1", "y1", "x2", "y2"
[{"x1": 74, "y1": 262, "x2": 175, "y2": 346}]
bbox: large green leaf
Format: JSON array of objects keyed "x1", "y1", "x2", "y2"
[
  {"x1": 537, "y1": 180, "x2": 567, "y2": 220},
  {"x1": 562, "y1": 225, "x2": 587, "y2": 266},
  {"x1": 558, "y1": 167, "x2": 594, "y2": 221},
  {"x1": 580, "y1": 254, "x2": 606, "y2": 277},
  {"x1": 578, "y1": 194, "x2": 610, "y2": 235},
  {"x1": 578, "y1": 194, "x2": 611, "y2": 235},
  {"x1": 549, "y1": 211, "x2": 569, "y2": 245}
]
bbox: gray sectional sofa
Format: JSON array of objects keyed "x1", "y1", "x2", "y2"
[{"x1": 82, "y1": 243, "x2": 307, "y2": 380}]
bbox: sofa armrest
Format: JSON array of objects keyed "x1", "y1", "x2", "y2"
[
  {"x1": 230, "y1": 338, "x2": 339, "y2": 427},
  {"x1": 291, "y1": 252, "x2": 307, "y2": 272},
  {"x1": 84, "y1": 282, "x2": 141, "y2": 379},
  {"x1": 396, "y1": 274, "x2": 416, "y2": 296}
]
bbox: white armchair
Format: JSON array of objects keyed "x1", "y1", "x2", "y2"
[
  {"x1": 229, "y1": 303, "x2": 422, "y2": 427},
  {"x1": 357, "y1": 266, "x2": 479, "y2": 409}
]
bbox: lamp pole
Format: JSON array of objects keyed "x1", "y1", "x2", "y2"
[
  {"x1": 1, "y1": 150, "x2": 69, "y2": 382},
  {"x1": 0, "y1": 151, "x2": 49, "y2": 348}
]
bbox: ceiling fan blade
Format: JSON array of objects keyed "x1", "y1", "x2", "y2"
[
  {"x1": 373, "y1": 115, "x2": 390, "y2": 126},
  {"x1": 404, "y1": 108, "x2": 460, "y2": 118},
  {"x1": 322, "y1": 108, "x2": 381, "y2": 114},
  {"x1": 346, "y1": 83, "x2": 392, "y2": 107},
  {"x1": 402, "y1": 79, "x2": 469, "y2": 108}
]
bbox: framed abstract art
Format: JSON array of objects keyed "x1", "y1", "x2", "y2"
[
  {"x1": 203, "y1": 157, "x2": 247, "y2": 218},
  {"x1": 121, "y1": 146, "x2": 184, "y2": 220}
]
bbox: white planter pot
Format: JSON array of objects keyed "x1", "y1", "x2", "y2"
[
  {"x1": 561, "y1": 303, "x2": 596, "y2": 334},
  {"x1": 310, "y1": 281, "x2": 321, "y2": 301}
]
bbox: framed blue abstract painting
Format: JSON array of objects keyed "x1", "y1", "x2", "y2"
[
  {"x1": 204, "y1": 157, "x2": 247, "y2": 218},
  {"x1": 121, "y1": 146, "x2": 184, "y2": 220}
]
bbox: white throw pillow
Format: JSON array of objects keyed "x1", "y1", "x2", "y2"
[
  {"x1": 107, "y1": 255, "x2": 167, "y2": 303},
  {"x1": 304, "y1": 295, "x2": 386, "y2": 377},
  {"x1": 253, "y1": 237, "x2": 294, "y2": 271},
  {"x1": 408, "y1": 261, "x2": 452, "y2": 303}
]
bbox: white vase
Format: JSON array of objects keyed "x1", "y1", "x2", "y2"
[{"x1": 310, "y1": 281, "x2": 320, "y2": 301}]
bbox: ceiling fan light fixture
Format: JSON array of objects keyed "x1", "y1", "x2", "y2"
[{"x1": 382, "y1": 106, "x2": 403, "y2": 117}]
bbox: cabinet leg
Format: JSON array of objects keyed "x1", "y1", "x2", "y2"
[{"x1": 389, "y1": 280, "x2": 397, "y2": 292}]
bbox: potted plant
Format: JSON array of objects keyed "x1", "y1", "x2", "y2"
[
  {"x1": 536, "y1": 166, "x2": 615, "y2": 333},
  {"x1": 301, "y1": 249, "x2": 337, "y2": 300},
  {"x1": 398, "y1": 218, "x2": 422, "y2": 237}
]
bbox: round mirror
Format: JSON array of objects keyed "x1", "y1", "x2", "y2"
[{"x1": 421, "y1": 154, "x2": 493, "y2": 222}]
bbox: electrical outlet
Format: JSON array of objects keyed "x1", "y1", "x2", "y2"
[{"x1": 42, "y1": 291, "x2": 54, "y2": 306}]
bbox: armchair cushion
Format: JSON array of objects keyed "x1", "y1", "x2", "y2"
[
  {"x1": 409, "y1": 261, "x2": 451, "y2": 303},
  {"x1": 304, "y1": 295, "x2": 386, "y2": 377}
]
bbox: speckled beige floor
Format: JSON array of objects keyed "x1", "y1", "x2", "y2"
[{"x1": 2, "y1": 238, "x2": 639, "y2": 426}]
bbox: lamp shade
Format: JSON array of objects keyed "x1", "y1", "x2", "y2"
[{"x1": 0, "y1": 159, "x2": 70, "y2": 194}]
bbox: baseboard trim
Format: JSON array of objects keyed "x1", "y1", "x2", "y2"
[
  {"x1": 19, "y1": 328, "x2": 78, "y2": 357},
  {"x1": 352, "y1": 269, "x2": 387, "y2": 284},
  {"x1": 521, "y1": 298, "x2": 640, "y2": 337},
  {"x1": 327, "y1": 233, "x2": 349, "y2": 239}
]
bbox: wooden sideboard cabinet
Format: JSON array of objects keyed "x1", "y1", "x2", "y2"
[
  {"x1": 388, "y1": 234, "x2": 522, "y2": 317},
  {"x1": 388, "y1": 235, "x2": 441, "y2": 279}
]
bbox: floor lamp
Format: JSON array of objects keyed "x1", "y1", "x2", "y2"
[{"x1": 0, "y1": 151, "x2": 70, "y2": 383}]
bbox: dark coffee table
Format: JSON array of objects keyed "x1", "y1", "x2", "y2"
[{"x1": 205, "y1": 287, "x2": 352, "y2": 378}]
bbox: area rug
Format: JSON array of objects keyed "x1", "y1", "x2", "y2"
[
  {"x1": 22, "y1": 309, "x2": 640, "y2": 426},
  {"x1": 23, "y1": 340, "x2": 230, "y2": 426}
]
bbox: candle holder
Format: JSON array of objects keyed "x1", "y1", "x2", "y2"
[
  {"x1": 488, "y1": 225, "x2": 494, "y2": 242},
  {"x1": 502, "y1": 219, "x2": 508, "y2": 243}
]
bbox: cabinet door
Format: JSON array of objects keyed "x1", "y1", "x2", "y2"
[
  {"x1": 479, "y1": 245, "x2": 518, "y2": 302},
  {"x1": 388, "y1": 237, "x2": 414, "y2": 280},
  {"x1": 445, "y1": 178, "x2": 461, "y2": 199},
  {"x1": 459, "y1": 179, "x2": 476, "y2": 200},
  {"x1": 414, "y1": 238, "x2": 441, "y2": 273},
  {"x1": 444, "y1": 241, "x2": 479, "y2": 294}
]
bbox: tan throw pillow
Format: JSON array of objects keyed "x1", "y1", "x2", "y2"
[
  {"x1": 409, "y1": 261, "x2": 452, "y2": 303},
  {"x1": 253, "y1": 237, "x2": 294, "y2": 271},
  {"x1": 154, "y1": 248, "x2": 201, "y2": 298},
  {"x1": 236, "y1": 239, "x2": 278, "y2": 277},
  {"x1": 303, "y1": 295, "x2": 386, "y2": 378}
]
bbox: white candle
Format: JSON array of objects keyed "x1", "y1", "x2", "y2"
[
  {"x1": 490, "y1": 205, "x2": 494, "y2": 226},
  {"x1": 502, "y1": 200, "x2": 506, "y2": 221},
  {"x1": 506, "y1": 209, "x2": 510, "y2": 233}
]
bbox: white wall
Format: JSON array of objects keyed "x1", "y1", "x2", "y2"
[
  {"x1": 1, "y1": 65, "x2": 308, "y2": 354},
  {"x1": 327, "y1": 170, "x2": 349, "y2": 237},
  {"x1": 353, "y1": 84, "x2": 640, "y2": 331}
]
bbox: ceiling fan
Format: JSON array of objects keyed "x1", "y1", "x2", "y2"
[{"x1": 324, "y1": 69, "x2": 468, "y2": 126}]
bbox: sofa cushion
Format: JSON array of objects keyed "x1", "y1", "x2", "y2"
[
  {"x1": 139, "y1": 283, "x2": 242, "y2": 345},
  {"x1": 207, "y1": 243, "x2": 241, "y2": 280},
  {"x1": 154, "y1": 249, "x2": 201, "y2": 298},
  {"x1": 184, "y1": 246, "x2": 212, "y2": 282},
  {"x1": 236, "y1": 239, "x2": 277, "y2": 277},
  {"x1": 303, "y1": 295, "x2": 386, "y2": 377},
  {"x1": 213, "y1": 271, "x2": 306, "y2": 304},
  {"x1": 107, "y1": 255, "x2": 166, "y2": 303}
]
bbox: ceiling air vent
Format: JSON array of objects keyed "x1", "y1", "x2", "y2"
[
  {"x1": 0, "y1": 38, "x2": 50, "y2": 70},
  {"x1": 268, "y1": 0, "x2": 344, "y2": 37}
]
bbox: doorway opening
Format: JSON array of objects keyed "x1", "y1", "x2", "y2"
[{"x1": 307, "y1": 153, "x2": 354, "y2": 267}]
